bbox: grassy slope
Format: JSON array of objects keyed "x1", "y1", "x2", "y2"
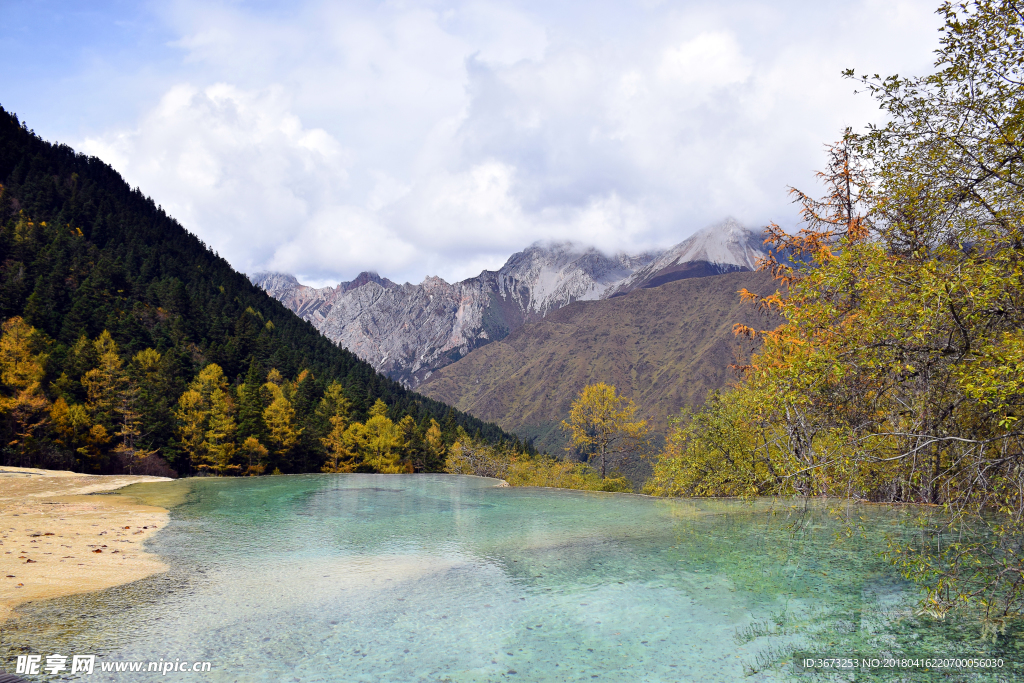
[{"x1": 419, "y1": 270, "x2": 779, "y2": 454}]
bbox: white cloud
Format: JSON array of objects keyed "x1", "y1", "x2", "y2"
[
  {"x1": 268, "y1": 205, "x2": 418, "y2": 282},
  {"x1": 657, "y1": 31, "x2": 751, "y2": 89},
  {"x1": 80, "y1": 83, "x2": 352, "y2": 273},
  {"x1": 68, "y1": 0, "x2": 943, "y2": 285}
]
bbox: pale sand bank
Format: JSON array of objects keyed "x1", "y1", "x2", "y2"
[{"x1": 0, "y1": 467, "x2": 173, "y2": 623}]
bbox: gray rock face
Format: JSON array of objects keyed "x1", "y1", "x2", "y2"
[
  {"x1": 252, "y1": 220, "x2": 767, "y2": 387},
  {"x1": 492, "y1": 243, "x2": 662, "y2": 316},
  {"x1": 609, "y1": 218, "x2": 769, "y2": 296},
  {"x1": 257, "y1": 271, "x2": 398, "y2": 320}
]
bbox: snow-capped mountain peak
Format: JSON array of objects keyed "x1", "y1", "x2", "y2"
[
  {"x1": 609, "y1": 218, "x2": 768, "y2": 296},
  {"x1": 664, "y1": 217, "x2": 766, "y2": 269}
]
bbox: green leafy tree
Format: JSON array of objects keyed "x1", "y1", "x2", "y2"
[
  {"x1": 654, "y1": 0, "x2": 1024, "y2": 621},
  {"x1": 646, "y1": 393, "x2": 786, "y2": 498},
  {"x1": 112, "y1": 378, "x2": 152, "y2": 475},
  {"x1": 444, "y1": 429, "x2": 631, "y2": 492}
]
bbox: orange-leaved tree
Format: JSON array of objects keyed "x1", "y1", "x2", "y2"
[{"x1": 654, "y1": 0, "x2": 1024, "y2": 620}]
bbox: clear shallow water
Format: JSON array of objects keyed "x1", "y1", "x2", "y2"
[{"x1": 2, "y1": 475, "x2": 1020, "y2": 682}]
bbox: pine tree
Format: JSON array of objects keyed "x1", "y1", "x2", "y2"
[
  {"x1": 128, "y1": 349, "x2": 173, "y2": 455},
  {"x1": 0, "y1": 100, "x2": 525, "y2": 471},
  {"x1": 112, "y1": 374, "x2": 156, "y2": 475},
  {"x1": 441, "y1": 408, "x2": 458, "y2": 445},
  {"x1": 291, "y1": 369, "x2": 320, "y2": 471},
  {"x1": 236, "y1": 358, "x2": 266, "y2": 442}
]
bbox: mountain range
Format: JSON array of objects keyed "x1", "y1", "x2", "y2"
[
  {"x1": 253, "y1": 217, "x2": 769, "y2": 387},
  {"x1": 417, "y1": 270, "x2": 779, "y2": 456}
]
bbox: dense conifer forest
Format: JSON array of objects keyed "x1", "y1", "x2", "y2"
[{"x1": 0, "y1": 105, "x2": 530, "y2": 476}]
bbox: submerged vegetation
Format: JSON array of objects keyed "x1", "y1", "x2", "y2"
[{"x1": 649, "y1": 0, "x2": 1024, "y2": 622}]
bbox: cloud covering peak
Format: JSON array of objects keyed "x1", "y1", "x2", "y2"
[{"x1": 4, "y1": 0, "x2": 942, "y2": 285}]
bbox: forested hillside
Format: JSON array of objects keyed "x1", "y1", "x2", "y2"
[{"x1": 0, "y1": 105, "x2": 526, "y2": 476}]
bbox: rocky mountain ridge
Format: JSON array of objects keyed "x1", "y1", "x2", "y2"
[
  {"x1": 252, "y1": 218, "x2": 769, "y2": 386},
  {"x1": 609, "y1": 217, "x2": 767, "y2": 295},
  {"x1": 417, "y1": 270, "x2": 779, "y2": 455}
]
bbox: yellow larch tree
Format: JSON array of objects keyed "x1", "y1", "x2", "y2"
[
  {"x1": 81, "y1": 331, "x2": 124, "y2": 432},
  {"x1": 361, "y1": 399, "x2": 406, "y2": 473},
  {"x1": 174, "y1": 389, "x2": 208, "y2": 473},
  {"x1": 50, "y1": 397, "x2": 92, "y2": 458},
  {"x1": 423, "y1": 418, "x2": 445, "y2": 471},
  {"x1": 561, "y1": 382, "x2": 650, "y2": 478},
  {"x1": 174, "y1": 363, "x2": 233, "y2": 474},
  {"x1": 0, "y1": 317, "x2": 51, "y2": 462},
  {"x1": 204, "y1": 387, "x2": 239, "y2": 475},
  {"x1": 239, "y1": 436, "x2": 269, "y2": 476},
  {"x1": 319, "y1": 381, "x2": 357, "y2": 473},
  {"x1": 262, "y1": 370, "x2": 301, "y2": 466}
]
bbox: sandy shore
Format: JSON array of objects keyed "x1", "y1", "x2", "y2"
[{"x1": 0, "y1": 467, "x2": 173, "y2": 623}]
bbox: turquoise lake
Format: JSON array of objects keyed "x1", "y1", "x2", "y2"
[{"x1": 2, "y1": 474, "x2": 1020, "y2": 682}]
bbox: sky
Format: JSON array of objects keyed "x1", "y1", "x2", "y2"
[{"x1": 1, "y1": 0, "x2": 944, "y2": 286}]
